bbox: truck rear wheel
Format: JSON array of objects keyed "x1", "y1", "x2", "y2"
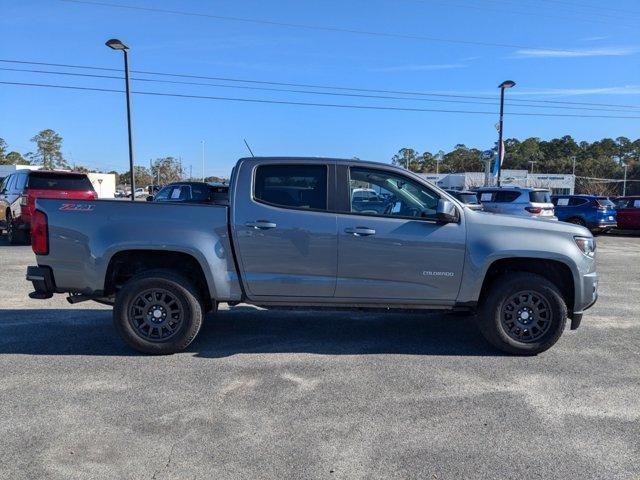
[
  {"x1": 113, "y1": 270, "x2": 204, "y2": 354},
  {"x1": 478, "y1": 272, "x2": 567, "y2": 355}
]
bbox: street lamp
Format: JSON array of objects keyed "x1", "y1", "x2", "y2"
[
  {"x1": 106, "y1": 38, "x2": 136, "y2": 201},
  {"x1": 496, "y1": 80, "x2": 516, "y2": 187}
]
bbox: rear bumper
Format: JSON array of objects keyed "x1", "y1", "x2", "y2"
[
  {"x1": 588, "y1": 220, "x2": 617, "y2": 230},
  {"x1": 26, "y1": 265, "x2": 55, "y2": 299}
]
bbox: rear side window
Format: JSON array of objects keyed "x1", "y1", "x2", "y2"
[
  {"x1": 457, "y1": 193, "x2": 479, "y2": 204},
  {"x1": 208, "y1": 185, "x2": 229, "y2": 203},
  {"x1": 28, "y1": 173, "x2": 95, "y2": 191},
  {"x1": 529, "y1": 191, "x2": 551, "y2": 203},
  {"x1": 596, "y1": 197, "x2": 615, "y2": 208},
  {"x1": 494, "y1": 191, "x2": 521, "y2": 203},
  {"x1": 15, "y1": 173, "x2": 28, "y2": 190},
  {"x1": 568, "y1": 197, "x2": 588, "y2": 206},
  {"x1": 189, "y1": 184, "x2": 210, "y2": 201},
  {"x1": 254, "y1": 164, "x2": 327, "y2": 210}
]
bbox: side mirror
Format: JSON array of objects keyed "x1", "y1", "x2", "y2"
[
  {"x1": 146, "y1": 195, "x2": 154, "y2": 202},
  {"x1": 436, "y1": 199, "x2": 459, "y2": 223}
]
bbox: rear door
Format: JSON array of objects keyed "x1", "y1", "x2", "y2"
[
  {"x1": 231, "y1": 160, "x2": 338, "y2": 298},
  {"x1": 335, "y1": 165, "x2": 465, "y2": 302}
]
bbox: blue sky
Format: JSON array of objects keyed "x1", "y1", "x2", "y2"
[{"x1": 1, "y1": 0, "x2": 639, "y2": 177}]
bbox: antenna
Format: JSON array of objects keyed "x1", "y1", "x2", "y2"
[{"x1": 243, "y1": 139, "x2": 255, "y2": 157}]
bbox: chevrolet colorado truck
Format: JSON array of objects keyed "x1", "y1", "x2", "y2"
[{"x1": 26, "y1": 157, "x2": 598, "y2": 355}]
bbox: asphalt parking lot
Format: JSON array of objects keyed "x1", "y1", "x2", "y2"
[{"x1": 0, "y1": 234, "x2": 638, "y2": 480}]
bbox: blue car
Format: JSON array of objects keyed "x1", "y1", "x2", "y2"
[{"x1": 551, "y1": 195, "x2": 617, "y2": 233}]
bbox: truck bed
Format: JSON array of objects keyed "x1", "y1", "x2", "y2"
[{"x1": 34, "y1": 198, "x2": 242, "y2": 301}]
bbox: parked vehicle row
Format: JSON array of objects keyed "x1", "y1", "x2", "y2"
[
  {"x1": 0, "y1": 169, "x2": 97, "y2": 244},
  {"x1": 27, "y1": 157, "x2": 598, "y2": 356}
]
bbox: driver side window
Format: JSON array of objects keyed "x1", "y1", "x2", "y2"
[{"x1": 349, "y1": 167, "x2": 439, "y2": 220}]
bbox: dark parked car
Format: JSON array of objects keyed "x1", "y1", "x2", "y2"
[
  {"x1": 0, "y1": 170, "x2": 97, "y2": 244},
  {"x1": 445, "y1": 190, "x2": 483, "y2": 211},
  {"x1": 551, "y1": 195, "x2": 617, "y2": 233},
  {"x1": 149, "y1": 182, "x2": 229, "y2": 205},
  {"x1": 614, "y1": 196, "x2": 640, "y2": 230}
]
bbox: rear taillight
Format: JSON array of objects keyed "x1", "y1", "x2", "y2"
[
  {"x1": 90, "y1": 191, "x2": 98, "y2": 199},
  {"x1": 525, "y1": 207, "x2": 542, "y2": 214},
  {"x1": 31, "y1": 210, "x2": 49, "y2": 255}
]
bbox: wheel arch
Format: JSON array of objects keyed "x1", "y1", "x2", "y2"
[
  {"x1": 104, "y1": 249, "x2": 214, "y2": 311},
  {"x1": 478, "y1": 257, "x2": 575, "y2": 313}
]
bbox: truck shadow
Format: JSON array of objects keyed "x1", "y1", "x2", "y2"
[{"x1": 0, "y1": 308, "x2": 501, "y2": 357}]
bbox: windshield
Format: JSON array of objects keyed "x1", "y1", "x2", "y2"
[{"x1": 529, "y1": 191, "x2": 551, "y2": 203}]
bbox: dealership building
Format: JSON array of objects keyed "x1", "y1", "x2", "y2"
[{"x1": 418, "y1": 169, "x2": 575, "y2": 195}]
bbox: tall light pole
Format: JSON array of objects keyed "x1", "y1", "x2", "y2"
[
  {"x1": 623, "y1": 164, "x2": 628, "y2": 196},
  {"x1": 529, "y1": 161, "x2": 536, "y2": 173},
  {"x1": 572, "y1": 156, "x2": 577, "y2": 176},
  {"x1": 496, "y1": 80, "x2": 516, "y2": 187},
  {"x1": 106, "y1": 38, "x2": 135, "y2": 201},
  {"x1": 201, "y1": 140, "x2": 205, "y2": 181}
]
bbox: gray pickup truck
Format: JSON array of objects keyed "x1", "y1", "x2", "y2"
[{"x1": 27, "y1": 157, "x2": 598, "y2": 355}]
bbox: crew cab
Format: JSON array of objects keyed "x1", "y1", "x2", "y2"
[
  {"x1": 27, "y1": 157, "x2": 598, "y2": 355},
  {"x1": 0, "y1": 170, "x2": 97, "y2": 244}
]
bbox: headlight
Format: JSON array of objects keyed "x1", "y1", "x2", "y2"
[{"x1": 574, "y1": 236, "x2": 596, "y2": 258}]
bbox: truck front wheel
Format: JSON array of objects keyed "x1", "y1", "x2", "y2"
[
  {"x1": 113, "y1": 270, "x2": 204, "y2": 354},
  {"x1": 478, "y1": 272, "x2": 567, "y2": 355}
]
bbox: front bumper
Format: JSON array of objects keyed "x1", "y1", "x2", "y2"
[
  {"x1": 576, "y1": 271, "x2": 598, "y2": 314},
  {"x1": 26, "y1": 265, "x2": 55, "y2": 299}
]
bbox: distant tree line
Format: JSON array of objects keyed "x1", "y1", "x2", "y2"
[
  {"x1": 391, "y1": 135, "x2": 640, "y2": 195},
  {"x1": 3, "y1": 130, "x2": 637, "y2": 193}
]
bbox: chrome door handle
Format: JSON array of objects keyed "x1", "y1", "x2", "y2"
[
  {"x1": 345, "y1": 226, "x2": 376, "y2": 236},
  {"x1": 246, "y1": 220, "x2": 277, "y2": 230}
]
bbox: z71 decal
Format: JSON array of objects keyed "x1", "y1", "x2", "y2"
[{"x1": 59, "y1": 203, "x2": 95, "y2": 212}]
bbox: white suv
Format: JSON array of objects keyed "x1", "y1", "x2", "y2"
[{"x1": 475, "y1": 187, "x2": 557, "y2": 219}]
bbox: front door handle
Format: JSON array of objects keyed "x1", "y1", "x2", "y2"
[
  {"x1": 246, "y1": 220, "x2": 277, "y2": 230},
  {"x1": 345, "y1": 226, "x2": 376, "y2": 236}
]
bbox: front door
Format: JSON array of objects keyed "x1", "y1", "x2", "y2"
[
  {"x1": 232, "y1": 161, "x2": 338, "y2": 298},
  {"x1": 335, "y1": 166, "x2": 465, "y2": 302}
]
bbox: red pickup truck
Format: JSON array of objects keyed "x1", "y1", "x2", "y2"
[{"x1": 0, "y1": 169, "x2": 97, "y2": 244}]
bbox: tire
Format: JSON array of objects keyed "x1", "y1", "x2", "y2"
[
  {"x1": 113, "y1": 269, "x2": 204, "y2": 354},
  {"x1": 567, "y1": 217, "x2": 586, "y2": 227},
  {"x1": 477, "y1": 272, "x2": 567, "y2": 355},
  {"x1": 6, "y1": 212, "x2": 28, "y2": 245}
]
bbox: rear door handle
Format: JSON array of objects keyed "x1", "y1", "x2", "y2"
[
  {"x1": 246, "y1": 220, "x2": 277, "y2": 230},
  {"x1": 345, "y1": 226, "x2": 376, "y2": 236}
]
